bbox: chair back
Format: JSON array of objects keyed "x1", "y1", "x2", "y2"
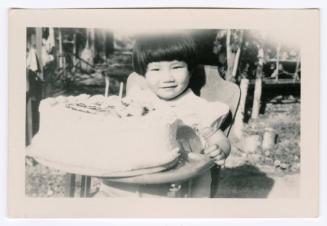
[{"x1": 189, "y1": 65, "x2": 241, "y2": 136}]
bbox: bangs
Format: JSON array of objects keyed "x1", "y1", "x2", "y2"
[{"x1": 133, "y1": 32, "x2": 197, "y2": 75}]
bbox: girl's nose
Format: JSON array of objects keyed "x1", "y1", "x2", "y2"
[{"x1": 162, "y1": 69, "x2": 175, "y2": 82}]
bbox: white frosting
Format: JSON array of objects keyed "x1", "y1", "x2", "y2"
[{"x1": 27, "y1": 95, "x2": 182, "y2": 175}]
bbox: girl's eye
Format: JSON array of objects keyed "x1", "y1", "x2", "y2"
[
  {"x1": 150, "y1": 68, "x2": 160, "y2": 71},
  {"x1": 172, "y1": 65, "x2": 185, "y2": 69}
]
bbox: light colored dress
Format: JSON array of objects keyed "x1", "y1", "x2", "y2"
[{"x1": 96, "y1": 76, "x2": 229, "y2": 198}]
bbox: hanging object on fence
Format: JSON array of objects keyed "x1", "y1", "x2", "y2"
[
  {"x1": 41, "y1": 42, "x2": 54, "y2": 65},
  {"x1": 41, "y1": 28, "x2": 55, "y2": 65},
  {"x1": 225, "y1": 29, "x2": 243, "y2": 82},
  {"x1": 26, "y1": 47, "x2": 39, "y2": 72},
  {"x1": 80, "y1": 28, "x2": 95, "y2": 73}
]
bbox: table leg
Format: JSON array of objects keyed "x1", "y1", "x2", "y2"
[
  {"x1": 64, "y1": 174, "x2": 76, "y2": 197},
  {"x1": 185, "y1": 180, "x2": 193, "y2": 198},
  {"x1": 210, "y1": 166, "x2": 221, "y2": 198},
  {"x1": 80, "y1": 176, "x2": 92, "y2": 197},
  {"x1": 86, "y1": 176, "x2": 91, "y2": 196}
]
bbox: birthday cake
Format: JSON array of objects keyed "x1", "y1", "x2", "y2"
[{"x1": 27, "y1": 94, "x2": 182, "y2": 177}]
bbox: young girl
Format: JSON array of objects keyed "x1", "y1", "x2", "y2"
[{"x1": 96, "y1": 32, "x2": 231, "y2": 198}]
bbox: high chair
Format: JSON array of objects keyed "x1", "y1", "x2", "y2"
[
  {"x1": 64, "y1": 64, "x2": 240, "y2": 198},
  {"x1": 191, "y1": 65, "x2": 241, "y2": 197}
]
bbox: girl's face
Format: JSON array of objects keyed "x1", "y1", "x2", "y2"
[{"x1": 145, "y1": 60, "x2": 190, "y2": 100}]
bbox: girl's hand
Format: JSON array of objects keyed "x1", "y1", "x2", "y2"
[
  {"x1": 203, "y1": 144, "x2": 227, "y2": 166},
  {"x1": 202, "y1": 129, "x2": 231, "y2": 166}
]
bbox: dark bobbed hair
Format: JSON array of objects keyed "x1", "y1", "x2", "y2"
[{"x1": 132, "y1": 32, "x2": 198, "y2": 76}]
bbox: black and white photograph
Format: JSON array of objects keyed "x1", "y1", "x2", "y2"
[
  {"x1": 24, "y1": 27, "x2": 301, "y2": 199},
  {"x1": 7, "y1": 8, "x2": 319, "y2": 218}
]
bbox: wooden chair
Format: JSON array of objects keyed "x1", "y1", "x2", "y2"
[{"x1": 65, "y1": 65, "x2": 240, "y2": 198}]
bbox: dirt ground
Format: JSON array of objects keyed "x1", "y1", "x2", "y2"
[
  {"x1": 215, "y1": 101, "x2": 300, "y2": 198},
  {"x1": 215, "y1": 145, "x2": 300, "y2": 198}
]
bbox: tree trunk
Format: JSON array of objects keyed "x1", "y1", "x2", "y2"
[
  {"x1": 251, "y1": 48, "x2": 264, "y2": 119},
  {"x1": 35, "y1": 28, "x2": 43, "y2": 80},
  {"x1": 26, "y1": 96, "x2": 33, "y2": 146},
  {"x1": 58, "y1": 29, "x2": 64, "y2": 69},
  {"x1": 105, "y1": 31, "x2": 114, "y2": 57},
  {"x1": 72, "y1": 32, "x2": 77, "y2": 72},
  {"x1": 102, "y1": 30, "x2": 107, "y2": 62},
  {"x1": 234, "y1": 78, "x2": 249, "y2": 138},
  {"x1": 232, "y1": 30, "x2": 243, "y2": 79},
  {"x1": 275, "y1": 42, "x2": 281, "y2": 81},
  {"x1": 225, "y1": 30, "x2": 234, "y2": 81},
  {"x1": 90, "y1": 28, "x2": 96, "y2": 55},
  {"x1": 251, "y1": 77, "x2": 262, "y2": 119}
]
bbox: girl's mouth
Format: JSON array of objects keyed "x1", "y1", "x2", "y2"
[{"x1": 160, "y1": 85, "x2": 177, "y2": 89}]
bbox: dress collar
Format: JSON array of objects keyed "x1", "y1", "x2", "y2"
[{"x1": 151, "y1": 88, "x2": 197, "y2": 108}]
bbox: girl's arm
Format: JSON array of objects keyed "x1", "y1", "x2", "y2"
[{"x1": 203, "y1": 129, "x2": 231, "y2": 165}]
